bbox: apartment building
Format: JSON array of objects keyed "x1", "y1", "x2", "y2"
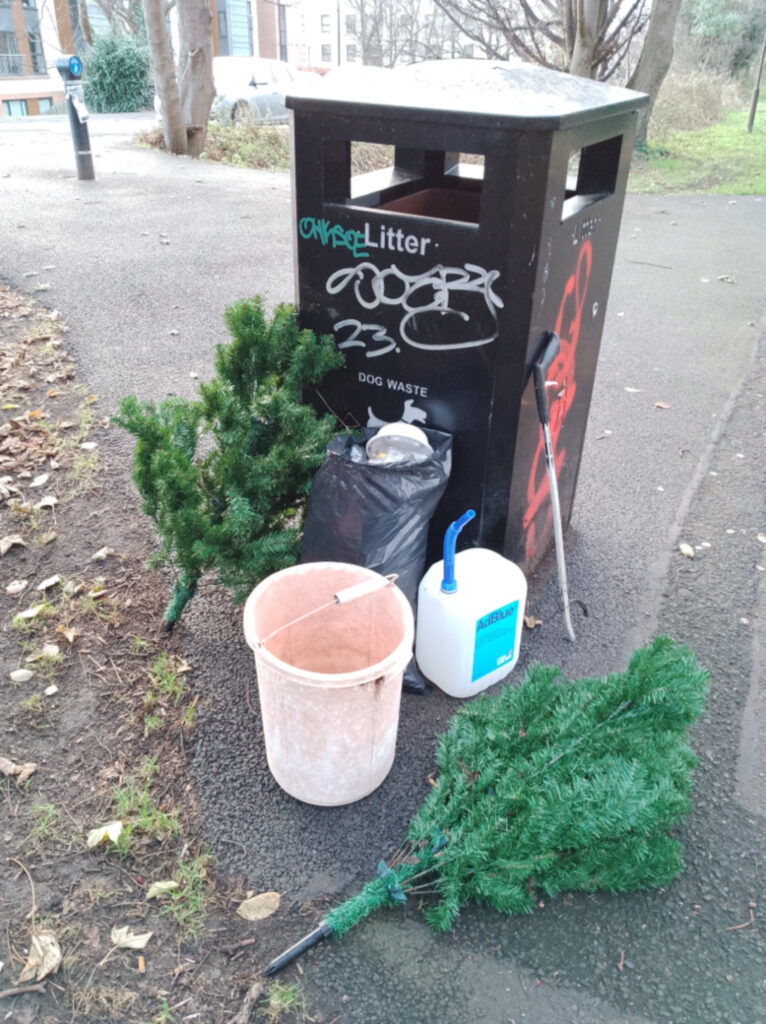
[{"x1": 0, "y1": 0, "x2": 69, "y2": 115}]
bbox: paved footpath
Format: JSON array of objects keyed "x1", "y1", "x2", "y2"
[{"x1": 1, "y1": 114, "x2": 766, "y2": 1023}]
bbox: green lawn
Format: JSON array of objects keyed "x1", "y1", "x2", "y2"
[{"x1": 629, "y1": 106, "x2": 766, "y2": 194}]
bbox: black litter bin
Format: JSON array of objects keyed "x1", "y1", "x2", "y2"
[{"x1": 287, "y1": 59, "x2": 648, "y2": 570}]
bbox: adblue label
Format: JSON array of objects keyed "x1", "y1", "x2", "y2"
[{"x1": 471, "y1": 600, "x2": 519, "y2": 683}]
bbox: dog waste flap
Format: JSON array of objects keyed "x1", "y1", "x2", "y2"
[
  {"x1": 287, "y1": 58, "x2": 648, "y2": 569},
  {"x1": 243, "y1": 563, "x2": 414, "y2": 806}
]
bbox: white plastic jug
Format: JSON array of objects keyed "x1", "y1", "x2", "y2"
[{"x1": 416, "y1": 510, "x2": 527, "y2": 698}]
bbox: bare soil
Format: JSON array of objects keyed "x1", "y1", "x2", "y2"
[{"x1": 0, "y1": 285, "x2": 311, "y2": 1024}]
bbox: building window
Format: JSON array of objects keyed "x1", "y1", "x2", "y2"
[
  {"x1": 321, "y1": 43, "x2": 331, "y2": 62},
  {"x1": 320, "y1": 13, "x2": 330, "y2": 32},
  {"x1": 27, "y1": 31, "x2": 45, "y2": 73},
  {"x1": 3, "y1": 99, "x2": 29, "y2": 116},
  {"x1": 0, "y1": 32, "x2": 24, "y2": 76},
  {"x1": 345, "y1": 14, "x2": 356, "y2": 34},
  {"x1": 346, "y1": 44, "x2": 356, "y2": 62},
  {"x1": 278, "y1": 3, "x2": 287, "y2": 61},
  {"x1": 38, "y1": 96, "x2": 52, "y2": 112}
]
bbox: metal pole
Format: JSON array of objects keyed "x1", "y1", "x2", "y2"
[
  {"x1": 747, "y1": 30, "x2": 766, "y2": 134},
  {"x1": 65, "y1": 88, "x2": 95, "y2": 181}
]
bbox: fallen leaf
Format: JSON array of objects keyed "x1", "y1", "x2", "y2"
[
  {"x1": 0, "y1": 756, "x2": 38, "y2": 786},
  {"x1": 653, "y1": 402, "x2": 670, "y2": 410},
  {"x1": 87, "y1": 820, "x2": 123, "y2": 848},
  {"x1": 717, "y1": 275, "x2": 736, "y2": 284},
  {"x1": 30, "y1": 473, "x2": 50, "y2": 488},
  {"x1": 16, "y1": 604, "x2": 47, "y2": 620},
  {"x1": 10, "y1": 669, "x2": 35, "y2": 683},
  {"x1": 79, "y1": 441, "x2": 98, "y2": 451},
  {"x1": 62, "y1": 580, "x2": 84, "y2": 598},
  {"x1": 44, "y1": 684, "x2": 58, "y2": 696},
  {"x1": 56, "y1": 625, "x2": 80, "y2": 644},
  {"x1": 624, "y1": 387, "x2": 641, "y2": 394},
  {"x1": 34, "y1": 495, "x2": 58, "y2": 510},
  {"x1": 26, "y1": 643, "x2": 60, "y2": 662},
  {"x1": 236, "y1": 891, "x2": 281, "y2": 922},
  {"x1": 6, "y1": 578, "x2": 28, "y2": 595},
  {"x1": 91, "y1": 546, "x2": 115, "y2": 561},
  {"x1": 110, "y1": 925, "x2": 153, "y2": 950},
  {"x1": 38, "y1": 530, "x2": 57, "y2": 545},
  {"x1": 524, "y1": 615, "x2": 542, "y2": 630},
  {"x1": 1, "y1": 534, "x2": 27, "y2": 556},
  {"x1": 757, "y1": 533, "x2": 766, "y2": 545},
  {"x1": 36, "y1": 574, "x2": 62, "y2": 591},
  {"x1": 679, "y1": 543, "x2": 695, "y2": 558},
  {"x1": 17, "y1": 931, "x2": 61, "y2": 983},
  {"x1": 146, "y1": 880, "x2": 180, "y2": 900}
]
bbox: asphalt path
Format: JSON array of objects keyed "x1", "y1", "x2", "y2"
[{"x1": 1, "y1": 113, "x2": 765, "y2": 1024}]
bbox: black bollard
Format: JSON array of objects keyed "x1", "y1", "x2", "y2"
[{"x1": 56, "y1": 56, "x2": 94, "y2": 181}]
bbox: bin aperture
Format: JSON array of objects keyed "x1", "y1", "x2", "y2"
[{"x1": 288, "y1": 59, "x2": 648, "y2": 571}]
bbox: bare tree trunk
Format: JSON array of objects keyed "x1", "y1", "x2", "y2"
[
  {"x1": 627, "y1": 0, "x2": 683, "y2": 149},
  {"x1": 569, "y1": 0, "x2": 605, "y2": 78},
  {"x1": 78, "y1": 0, "x2": 95, "y2": 46},
  {"x1": 177, "y1": 0, "x2": 215, "y2": 158},
  {"x1": 143, "y1": 0, "x2": 187, "y2": 154}
]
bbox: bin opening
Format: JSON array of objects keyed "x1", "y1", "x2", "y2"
[
  {"x1": 328, "y1": 140, "x2": 484, "y2": 225},
  {"x1": 562, "y1": 134, "x2": 622, "y2": 220}
]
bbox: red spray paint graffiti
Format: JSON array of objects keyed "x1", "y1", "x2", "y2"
[{"x1": 523, "y1": 240, "x2": 593, "y2": 561}]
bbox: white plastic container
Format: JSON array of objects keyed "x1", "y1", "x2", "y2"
[{"x1": 416, "y1": 547, "x2": 527, "y2": 698}]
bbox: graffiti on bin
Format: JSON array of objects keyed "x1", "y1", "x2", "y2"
[
  {"x1": 299, "y1": 217, "x2": 369, "y2": 258},
  {"x1": 326, "y1": 261, "x2": 503, "y2": 355},
  {"x1": 523, "y1": 239, "x2": 593, "y2": 560}
]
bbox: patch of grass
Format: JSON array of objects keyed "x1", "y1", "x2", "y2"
[
  {"x1": 111, "y1": 757, "x2": 179, "y2": 855},
  {"x1": 159, "y1": 850, "x2": 214, "y2": 941},
  {"x1": 20, "y1": 692, "x2": 45, "y2": 715},
  {"x1": 630, "y1": 107, "x2": 766, "y2": 194},
  {"x1": 27, "y1": 801, "x2": 64, "y2": 848},
  {"x1": 147, "y1": 652, "x2": 187, "y2": 706},
  {"x1": 259, "y1": 980, "x2": 306, "y2": 1023}
]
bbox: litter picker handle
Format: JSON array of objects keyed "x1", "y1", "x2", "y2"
[
  {"x1": 263, "y1": 920, "x2": 334, "y2": 977},
  {"x1": 532, "y1": 332, "x2": 560, "y2": 426}
]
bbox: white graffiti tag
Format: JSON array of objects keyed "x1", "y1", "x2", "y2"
[{"x1": 326, "y1": 262, "x2": 504, "y2": 354}]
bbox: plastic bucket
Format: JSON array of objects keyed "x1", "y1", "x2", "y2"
[{"x1": 243, "y1": 562, "x2": 414, "y2": 806}]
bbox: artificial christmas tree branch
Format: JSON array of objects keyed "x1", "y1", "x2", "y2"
[
  {"x1": 265, "y1": 636, "x2": 709, "y2": 975},
  {"x1": 115, "y1": 297, "x2": 342, "y2": 626}
]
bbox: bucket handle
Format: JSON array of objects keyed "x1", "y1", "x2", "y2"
[{"x1": 257, "y1": 573, "x2": 399, "y2": 648}]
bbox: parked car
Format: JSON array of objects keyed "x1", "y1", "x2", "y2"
[{"x1": 209, "y1": 56, "x2": 317, "y2": 124}]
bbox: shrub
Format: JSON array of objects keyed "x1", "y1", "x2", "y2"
[{"x1": 84, "y1": 34, "x2": 154, "y2": 113}]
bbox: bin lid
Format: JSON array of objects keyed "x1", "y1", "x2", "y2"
[{"x1": 286, "y1": 58, "x2": 648, "y2": 131}]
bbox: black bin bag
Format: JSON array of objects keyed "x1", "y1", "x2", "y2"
[{"x1": 301, "y1": 428, "x2": 452, "y2": 692}]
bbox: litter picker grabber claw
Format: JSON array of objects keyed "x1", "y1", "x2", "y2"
[{"x1": 531, "y1": 331, "x2": 576, "y2": 642}]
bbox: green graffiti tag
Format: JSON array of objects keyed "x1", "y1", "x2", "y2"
[{"x1": 299, "y1": 217, "x2": 369, "y2": 258}]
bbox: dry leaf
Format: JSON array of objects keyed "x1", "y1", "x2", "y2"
[
  {"x1": 146, "y1": 880, "x2": 179, "y2": 900},
  {"x1": 16, "y1": 604, "x2": 47, "y2": 621},
  {"x1": 679, "y1": 543, "x2": 695, "y2": 558},
  {"x1": 87, "y1": 820, "x2": 123, "y2": 848},
  {"x1": 79, "y1": 441, "x2": 98, "y2": 451},
  {"x1": 524, "y1": 615, "x2": 542, "y2": 630},
  {"x1": 17, "y1": 931, "x2": 61, "y2": 983},
  {"x1": 624, "y1": 387, "x2": 641, "y2": 393},
  {"x1": 56, "y1": 625, "x2": 80, "y2": 644},
  {"x1": 26, "y1": 643, "x2": 60, "y2": 662},
  {"x1": 757, "y1": 533, "x2": 766, "y2": 545},
  {"x1": 110, "y1": 925, "x2": 152, "y2": 950},
  {"x1": 236, "y1": 891, "x2": 281, "y2": 922},
  {"x1": 30, "y1": 472, "x2": 50, "y2": 488},
  {"x1": 34, "y1": 495, "x2": 58, "y2": 510},
  {"x1": 653, "y1": 402, "x2": 670, "y2": 410},
  {"x1": 1, "y1": 534, "x2": 27, "y2": 556},
  {"x1": 6, "y1": 579, "x2": 28, "y2": 596},
  {"x1": 38, "y1": 530, "x2": 57, "y2": 545},
  {"x1": 91, "y1": 546, "x2": 115, "y2": 561},
  {"x1": 44, "y1": 684, "x2": 58, "y2": 696},
  {"x1": 36, "y1": 574, "x2": 62, "y2": 591},
  {"x1": 10, "y1": 668, "x2": 35, "y2": 683},
  {"x1": 0, "y1": 756, "x2": 37, "y2": 785}
]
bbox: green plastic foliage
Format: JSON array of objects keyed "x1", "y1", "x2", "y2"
[
  {"x1": 326, "y1": 637, "x2": 709, "y2": 937},
  {"x1": 116, "y1": 298, "x2": 342, "y2": 624}
]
